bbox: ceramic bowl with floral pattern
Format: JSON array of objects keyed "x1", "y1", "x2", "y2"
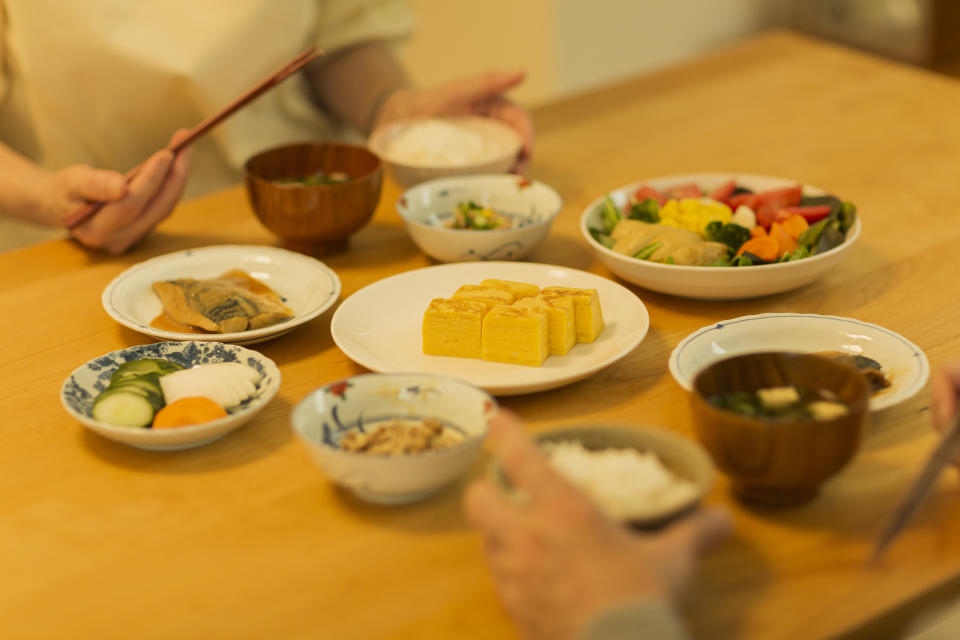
[
  {"x1": 396, "y1": 174, "x2": 562, "y2": 262},
  {"x1": 291, "y1": 373, "x2": 497, "y2": 504},
  {"x1": 61, "y1": 341, "x2": 281, "y2": 451}
]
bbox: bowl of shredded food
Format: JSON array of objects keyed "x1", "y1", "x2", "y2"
[
  {"x1": 396, "y1": 174, "x2": 562, "y2": 262},
  {"x1": 291, "y1": 373, "x2": 497, "y2": 504}
]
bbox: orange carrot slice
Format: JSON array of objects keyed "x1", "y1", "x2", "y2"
[
  {"x1": 769, "y1": 221, "x2": 799, "y2": 257},
  {"x1": 750, "y1": 225, "x2": 768, "y2": 239},
  {"x1": 735, "y1": 236, "x2": 779, "y2": 262},
  {"x1": 780, "y1": 213, "x2": 809, "y2": 240},
  {"x1": 153, "y1": 397, "x2": 227, "y2": 429}
]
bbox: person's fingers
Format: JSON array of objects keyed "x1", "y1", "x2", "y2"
[
  {"x1": 72, "y1": 149, "x2": 174, "y2": 253},
  {"x1": 111, "y1": 148, "x2": 174, "y2": 220},
  {"x1": 464, "y1": 478, "x2": 525, "y2": 533},
  {"x1": 487, "y1": 409, "x2": 578, "y2": 506},
  {"x1": 658, "y1": 506, "x2": 733, "y2": 558},
  {"x1": 932, "y1": 363, "x2": 960, "y2": 433},
  {"x1": 435, "y1": 70, "x2": 526, "y2": 106},
  {"x1": 60, "y1": 166, "x2": 127, "y2": 203},
  {"x1": 105, "y1": 146, "x2": 191, "y2": 254},
  {"x1": 486, "y1": 96, "x2": 534, "y2": 160},
  {"x1": 168, "y1": 127, "x2": 192, "y2": 149}
]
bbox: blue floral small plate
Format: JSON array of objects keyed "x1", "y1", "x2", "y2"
[{"x1": 61, "y1": 341, "x2": 281, "y2": 450}]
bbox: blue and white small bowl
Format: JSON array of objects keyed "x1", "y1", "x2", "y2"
[
  {"x1": 61, "y1": 341, "x2": 281, "y2": 451},
  {"x1": 292, "y1": 373, "x2": 497, "y2": 504},
  {"x1": 396, "y1": 174, "x2": 562, "y2": 262}
]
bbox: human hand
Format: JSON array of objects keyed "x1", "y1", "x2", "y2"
[
  {"x1": 47, "y1": 129, "x2": 192, "y2": 255},
  {"x1": 374, "y1": 71, "x2": 534, "y2": 172},
  {"x1": 464, "y1": 410, "x2": 731, "y2": 640},
  {"x1": 932, "y1": 359, "x2": 960, "y2": 435}
]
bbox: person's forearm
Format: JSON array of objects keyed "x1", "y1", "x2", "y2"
[
  {"x1": 304, "y1": 40, "x2": 412, "y2": 134},
  {"x1": 0, "y1": 143, "x2": 54, "y2": 225}
]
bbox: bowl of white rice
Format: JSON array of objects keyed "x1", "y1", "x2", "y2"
[
  {"x1": 368, "y1": 116, "x2": 522, "y2": 187},
  {"x1": 493, "y1": 424, "x2": 715, "y2": 528}
]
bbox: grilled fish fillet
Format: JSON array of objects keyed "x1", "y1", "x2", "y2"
[{"x1": 152, "y1": 273, "x2": 293, "y2": 333}]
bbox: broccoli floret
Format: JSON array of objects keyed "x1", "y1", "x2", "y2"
[
  {"x1": 704, "y1": 221, "x2": 751, "y2": 253},
  {"x1": 628, "y1": 198, "x2": 660, "y2": 223}
]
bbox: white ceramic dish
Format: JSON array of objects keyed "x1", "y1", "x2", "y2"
[
  {"x1": 580, "y1": 173, "x2": 861, "y2": 300},
  {"x1": 61, "y1": 341, "x2": 281, "y2": 450},
  {"x1": 668, "y1": 313, "x2": 929, "y2": 411},
  {"x1": 330, "y1": 261, "x2": 650, "y2": 396},
  {"x1": 102, "y1": 245, "x2": 341, "y2": 345},
  {"x1": 367, "y1": 116, "x2": 521, "y2": 187},
  {"x1": 396, "y1": 174, "x2": 562, "y2": 262},
  {"x1": 292, "y1": 373, "x2": 496, "y2": 504}
]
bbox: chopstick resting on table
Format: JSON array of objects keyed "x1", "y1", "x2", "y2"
[
  {"x1": 871, "y1": 410, "x2": 960, "y2": 561},
  {"x1": 63, "y1": 46, "x2": 323, "y2": 230}
]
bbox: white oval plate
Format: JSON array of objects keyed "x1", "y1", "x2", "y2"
[
  {"x1": 330, "y1": 262, "x2": 650, "y2": 395},
  {"x1": 102, "y1": 245, "x2": 341, "y2": 345},
  {"x1": 668, "y1": 313, "x2": 929, "y2": 411},
  {"x1": 61, "y1": 341, "x2": 281, "y2": 450},
  {"x1": 580, "y1": 173, "x2": 861, "y2": 300}
]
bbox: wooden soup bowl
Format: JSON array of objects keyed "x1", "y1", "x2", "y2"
[
  {"x1": 244, "y1": 141, "x2": 383, "y2": 255},
  {"x1": 690, "y1": 352, "x2": 869, "y2": 507}
]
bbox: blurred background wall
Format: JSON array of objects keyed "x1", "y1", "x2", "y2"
[{"x1": 401, "y1": 0, "x2": 959, "y2": 107}]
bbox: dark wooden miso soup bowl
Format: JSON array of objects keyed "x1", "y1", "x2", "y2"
[
  {"x1": 244, "y1": 141, "x2": 382, "y2": 255},
  {"x1": 690, "y1": 352, "x2": 869, "y2": 507}
]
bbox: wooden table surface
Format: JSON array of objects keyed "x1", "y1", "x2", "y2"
[{"x1": 4, "y1": 31, "x2": 960, "y2": 639}]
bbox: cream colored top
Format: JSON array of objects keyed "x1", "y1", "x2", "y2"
[{"x1": 0, "y1": 0, "x2": 414, "y2": 196}]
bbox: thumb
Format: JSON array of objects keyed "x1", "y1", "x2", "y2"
[
  {"x1": 439, "y1": 70, "x2": 526, "y2": 103},
  {"x1": 167, "y1": 127, "x2": 192, "y2": 150},
  {"x1": 61, "y1": 166, "x2": 127, "y2": 202},
  {"x1": 659, "y1": 506, "x2": 732, "y2": 558}
]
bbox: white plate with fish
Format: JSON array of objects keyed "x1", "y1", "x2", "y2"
[
  {"x1": 330, "y1": 261, "x2": 650, "y2": 395},
  {"x1": 668, "y1": 313, "x2": 929, "y2": 411},
  {"x1": 102, "y1": 245, "x2": 341, "y2": 345}
]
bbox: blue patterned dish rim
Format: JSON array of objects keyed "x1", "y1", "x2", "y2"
[
  {"x1": 293, "y1": 372, "x2": 496, "y2": 457},
  {"x1": 61, "y1": 340, "x2": 281, "y2": 433}
]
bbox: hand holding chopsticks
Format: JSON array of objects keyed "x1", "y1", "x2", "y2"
[
  {"x1": 872, "y1": 360, "x2": 960, "y2": 561},
  {"x1": 63, "y1": 46, "x2": 322, "y2": 233}
]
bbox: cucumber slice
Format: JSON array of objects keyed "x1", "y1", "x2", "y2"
[
  {"x1": 93, "y1": 390, "x2": 156, "y2": 428},
  {"x1": 96, "y1": 386, "x2": 164, "y2": 411},
  {"x1": 110, "y1": 376, "x2": 163, "y2": 397},
  {"x1": 111, "y1": 359, "x2": 183, "y2": 382}
]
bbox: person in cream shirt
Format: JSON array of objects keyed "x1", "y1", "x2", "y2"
[{"x1": 0, "y1": 0, "x2": 532, "y2": 253}]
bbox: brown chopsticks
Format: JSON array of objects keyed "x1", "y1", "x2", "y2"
[{"x1": 64, "y1": 45, "x2": 322, "y2": 230}]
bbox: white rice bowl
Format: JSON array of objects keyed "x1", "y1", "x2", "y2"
[{"x1": 545, "y1": 441, "x2": 699, "y2": 521}]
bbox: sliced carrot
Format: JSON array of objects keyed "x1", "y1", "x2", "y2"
[
  {"x1": 735, "y1": 236, "x2": 779, "y2": 262},
  {"x1": 153, "y1": 397, "x2": 227, "y2": 429},
  {"x1": 769, "y1": 221, "x2": 799, "y2": 257},
  {"x1": 750, "y1": 225, "x2": 768, "y2": 239},
  {"x1": 780, "y1": 213, "x2": 809, "y2": 240}
]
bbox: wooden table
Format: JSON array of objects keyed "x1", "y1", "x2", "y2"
[{"x1": 4, "y1": 31, "x2": 960, "y2": 639}]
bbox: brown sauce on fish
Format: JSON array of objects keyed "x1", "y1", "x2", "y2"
[
  {"x1": 815, "y1": 350, "x2": 892, "y2": 394},
  {"x1": 150, "y1": 269, "x2": 289, "y2": 333}
]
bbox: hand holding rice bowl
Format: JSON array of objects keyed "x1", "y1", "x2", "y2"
[
  {"x1": 368, "y1": 116, "x2": 522, "y2": 187},
  {"x1": 491, "y1": 424, "x2": 714, "y2": 528}
]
